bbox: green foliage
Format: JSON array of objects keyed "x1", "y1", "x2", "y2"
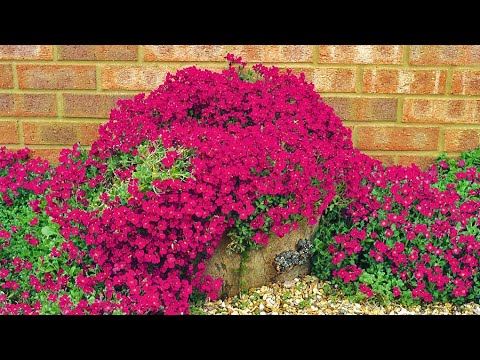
[
  {"x1": 0, "y1": 161, "x2": 103, "y2": 314},
  {"x1": 86, "y1": 140, "x2": 194, "y2": 209},
  {"x1": 311, "y1": 146, "x2": 480, "y2": 306}
]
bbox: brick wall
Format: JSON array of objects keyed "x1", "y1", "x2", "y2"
[{"x1": 1, "y1": 45, "x2": 480, "y2": 168}]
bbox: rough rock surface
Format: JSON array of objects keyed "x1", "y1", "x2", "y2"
[
  {"x1": 274, "y1": 239, "x2": 313, "y2": 273},
  {"x1": 205, "y1": 219, "x2": 318, "y2": 297}
]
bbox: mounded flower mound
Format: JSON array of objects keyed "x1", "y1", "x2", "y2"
[
  {"x1": 312, "y1": 147, "x2": 480, "y2": 305},
  {"x1": 0, "y1": 55, "x2": 376, "y2": 314}
]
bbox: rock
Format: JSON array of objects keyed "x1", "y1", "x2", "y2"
[
  {"x1": 205, "y1": 218, "x2": 319, "y2": 297},
  {"x1": 266, "y1": 299, "x2": 276, "y2": 308}
]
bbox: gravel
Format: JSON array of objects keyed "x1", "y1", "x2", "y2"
[{"x1": 200, "y1": 275, "x2": 480, "y2": 315}]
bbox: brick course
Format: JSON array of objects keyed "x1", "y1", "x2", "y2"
[{"x1": 0, "y1": 45, "x2": 478, "y2": 169}]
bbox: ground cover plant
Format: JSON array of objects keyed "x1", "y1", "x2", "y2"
[
  {"x1": 311, "y1": 147, "x2": 480, "y2": 305},
  {"x1": 0, "y1": 55, "x2": 374, "y2": 314},
  {"x1": 2, "y1": 54, "x2": 478, "y2": 314}
]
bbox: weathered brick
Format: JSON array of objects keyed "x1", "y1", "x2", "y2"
[
  {"x1": 28, "y1": 148, "x2": 61, "y2": 164},
  {"x1": 58, "y1": 45, "x2": 138, "y2": 61},
  {"x1": 17, "y1": 65, "x2": 96, "y2": 90},
  {"x1": 23, "y1": 121, "x2": 102, "y2": 145},
  {"x1": 0, "y1": 94, "x2": 15, "y2": 115},
  {"x1": 318, "y1": 45, "x2": 402, "y2": 64},
  {"x1": 144, "y1": 45, "x2": 228, "y2": 62},
  {"x1": 444, "y1": 128, "x2": 480, "y2": 152},
  {"x1": 398, "y1": 155, "x2": 437, "y2": 170},
  {"x1": 299, "y1": 68, "x2": 356, "y2": 93},
  {"x1": 63, "y1": 94, "x2": 128, "y2": 118},
  {"x1": 230, "y1": 46, "x2": 313, "y2": 62},
  {"x1": 78, "y1": 122, "x2": 103, "y2": 145},
  {"x1": 404, "y1": 99, "x2": 480, "y2": 124},
  {"x1": 0, "y1": 94, "x2": 56, "y2": 117},
  {"x1": 0, "y1": 120, "x2": 18, "y2": 144},
  {"x1": 410, "y1": 45, "x2": 480, "y2": 66},
  {"x1": 24, "y1": 122, "x2": 77, "y2": 145},
  {"x1": 357, "y1": 126, "x2": 440, "y2": 151},
  {"x1": 101, "y1": 65, "x2": 176, "y2": 90},
  {"x1": 323, "y1": 97, "x2": 397, "y2": 121},
  {"x1": 452, "y1": 70, "x2": 480, "y2": 95},
  {"x1": 0, "y1": 45, "x2": 53, "y2": 60},
  {"x1": 363, "y1": 69, "x2": 446, "y2": 94},
  {"x1": 0, "y1": 65, "x2": 13, "y2": 88},
  {"x1": 363, "y1": 153, "x2": 396, "y2": 166}
]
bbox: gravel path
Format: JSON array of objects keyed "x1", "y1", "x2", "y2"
[{"x1": 199, "y1": 275, "x2": 480, "y2": 315}]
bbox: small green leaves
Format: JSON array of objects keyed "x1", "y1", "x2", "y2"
[{"x1": 41, "y1": 226, "x2": 57, "y2": 237}]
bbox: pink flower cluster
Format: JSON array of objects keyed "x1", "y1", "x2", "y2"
[
  {"x1": 314, "y1": 153, "x2": 480, "y2": 304},
  {"x1": 41, "y1": 55, "x2": 371, "y2": 314},
  {"x1": 0, "y1": 147, "x2": 106, "y2": 314}
]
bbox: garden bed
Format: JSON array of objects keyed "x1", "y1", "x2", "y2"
[{"x1": 0, "y1": 53, "x2": 479, "y2": 315}]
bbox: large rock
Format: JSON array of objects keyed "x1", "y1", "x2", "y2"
[{"x1": 205, "y1": 219, "x2": 318, "y2": 297}]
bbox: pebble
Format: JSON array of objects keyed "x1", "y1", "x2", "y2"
[{"x1": 201, "y1": 275, "x2": 480, "y2": 315}]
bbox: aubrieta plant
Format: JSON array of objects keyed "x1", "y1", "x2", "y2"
[
  {"x1": 0, "y1": 148, "x2": 123, "y2": 314},
  {"x1": 8, "y1": 52, "x2": 475, "y2": 315},
  {"x1": 0, "y1": 54, "x2": 368, "y2": 314},
  {"x1": 312, "y1": 147, "x2": 480, "y2": 305},
  {"x1": 44, "y1": 54, "x2": 374, "y2": 314}
]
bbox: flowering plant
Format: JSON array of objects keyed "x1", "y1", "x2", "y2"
[
  {"x1": 312, "y1": 147, "x2": 480, "y2": 305},
  {"x1": 0, "y1": 148, "x2": 121, "y2": 314},
  {"x1": 1, "y1": 55, "x2": 371, "y2": 314}
]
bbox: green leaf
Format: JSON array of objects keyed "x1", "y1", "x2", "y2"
[
  {"x1": 41, "y1": 226, "x2": 57, "y2": 237},
  {"x1": 70, "y1": 267, "x2": 77, "y2": 277}
]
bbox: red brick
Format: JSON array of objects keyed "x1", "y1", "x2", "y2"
[
  {"x1": 323, "y1": 97, "x2": 397, "y2": 121},
  {"x1": 0, "y1": 94, "x2": 56, "y2": 117},
  {"x1": 101, "y1": 65, "x2": 176, "y2": 90},
  {"x1": 363, "y1": 69, "x2": 447, "y2": 94},
  {"x1": 58, "y1": 45, "x2": 138, "y2": 61},
  {"x1": 363, "y1": 153, "x2": 396, "y2": 166},
  {"x1": 23, "y1": 122, "x2": 76, "y2": 145},
  {"x1": 444, "y1": 128, "x2": 480, "y2": 152},
  {"x1": 398, "y1": 155, "x2": 437, "y2": 170},
  {"x1": 78, "y1": 123, "x2": 103, "y2": 145},
  {"x1": 0, "y1": 120, "x2": 18, "y2": 144},
  {"x1": 452, "y1": 70, "x2": 480, "y2": 95},
  {"x1": 403, "y1": 99, "x2": 480, "y2": 124},
  {"x1": 144, "y1": 45, "x2": 229, "y2": 62},
  {"x1": 23, "y1": 121, "x2": 102, "y2": 145},
  {"x1": 22, "y1": 123, "x2": 62, "y2": 145},
  {"x1": 0, "y1": 94, "x2": 15, "y2": 116},
  {"x1": 0, "y1": 45, "x2": 53, "y2": 60},
  {"x1": 357, "y1": 126, "x2": 440, "y2": 151},
  {"x1": 63, "y1": 94, "x2": 128, "y2": 118},
  {"x1": 28, "y1": 148, "x2": 61, "y2": 165},
  {"x1": 0, "y1": 65, "x2": 13, "y2": 88},
  {"x1": 318, "y1": 45, "x2": 402, "y2": 64},
  {"x1": 17, "y1": 65, "x2": 96, "y2": 90},
  {"x1": 410, "y1": 45, "x2": 480, "y2": 65},
  {"x1": 299, "y1": 68, "x2": 356, "y2": 93},
  {"x1": 230, "y1": 46, "x2": 313, "y2": 63}
]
